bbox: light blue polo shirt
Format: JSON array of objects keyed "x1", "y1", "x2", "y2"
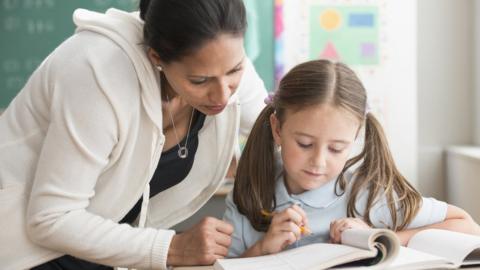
[{"x1": 223, "y1": 170, "x2": 447, "y2": 257}]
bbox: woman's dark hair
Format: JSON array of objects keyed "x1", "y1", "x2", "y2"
[{"x1": 139, "y1": 0, "x2": 246, "y2": 63}]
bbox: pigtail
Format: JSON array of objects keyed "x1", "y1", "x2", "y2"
[
  {"x1": 233, "y1": 105, "x2": 277, "y2": 232},
  {"x1": 346, "y1": 113, "x2": 422, "y2": 230}
]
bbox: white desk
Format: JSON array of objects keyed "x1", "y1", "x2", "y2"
[{"x1": 174, "y1": 266, "x2": 480, "y2": 270}]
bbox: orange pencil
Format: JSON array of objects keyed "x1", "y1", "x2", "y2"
[{"x1": 261, "y1": 209, "x2": 313, "y2": 235}]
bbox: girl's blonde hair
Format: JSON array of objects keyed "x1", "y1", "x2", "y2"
[{"x1": 233, "y1": 59, "x2": 421, "y2": 231}]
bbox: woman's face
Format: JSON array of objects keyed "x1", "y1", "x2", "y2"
[{"x1": 150, "y1": 34, "x2": 246, "y2": 115}]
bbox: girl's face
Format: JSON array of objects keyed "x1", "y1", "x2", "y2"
[
  {"x1": 270, "y1": 104, "x2": 361, "y2": 194},
  {"x1": 149, "y1": 34, "x2": 245, "y2": 115}
]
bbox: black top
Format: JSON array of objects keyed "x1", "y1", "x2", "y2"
[{"x1": 120, "y1": 110, "x2": 206, "y2": 224}]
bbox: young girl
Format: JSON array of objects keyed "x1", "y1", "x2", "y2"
[{"x1": 223, "y1": 59, "x2": 480, "y2": 257}]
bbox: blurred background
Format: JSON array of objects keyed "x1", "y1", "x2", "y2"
[{"x1": 0, "y1": 0, "x2": 478, "y2": 227}]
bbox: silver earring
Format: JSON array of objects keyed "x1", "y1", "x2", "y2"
[
  {"x1": 156, "y1": 66, "x2": 163, "y2": 71},
  {"x1": 276, "y1": 144, "x2": 282, "y2": 152}
]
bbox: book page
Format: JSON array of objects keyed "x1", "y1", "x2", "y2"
[
  {"x1": 214, "y1": 243, "x2": 377, "y2": 270},
  {"x1": 462, "y1": 246, "x2": 480, "y2": 265},
  {"x1": 388, "y1": 246, "x2": 455, "y2": 270},
  {"x1": 341, "y1": 229, "x2": 399, "y2": 267},
  {"x1": 408, "y1": 229, "x2": 480, "y2": 267},
  {"x1": 214, "y1": 229, "x2": 400, "y2": 270}
]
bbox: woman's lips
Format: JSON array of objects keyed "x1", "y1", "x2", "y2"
[{"x1": 204, "y1": 104, "x2": 226, "y2": 113}]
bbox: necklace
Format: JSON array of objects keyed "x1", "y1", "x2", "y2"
[{"x1": 165, "y1": 95, "x2": 195, "y2": 159}]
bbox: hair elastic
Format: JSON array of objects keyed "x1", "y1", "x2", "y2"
[
  {"x1": 264, "y1": 92, "x2": 275, "y2": 105},
  {"x1": 365, "y1": 100, "x2": 372, "y2": 116}
]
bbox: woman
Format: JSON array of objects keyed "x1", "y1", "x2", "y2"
[{"x1": 0, "y1": 0, "x2": 267, "y2": 269}]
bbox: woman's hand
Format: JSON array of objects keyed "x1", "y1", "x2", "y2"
[
  {"x1": 167, "y1": 217, "x2": 233, "y2": 266},
  {"x1": 329, "y1": 218, "x2": 371, "y2": 244},
  {"x1": 243, "y1": 205, "x2": 309, "y2": 257}
]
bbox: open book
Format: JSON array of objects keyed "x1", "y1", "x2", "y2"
[
  {"x1": 389, "y1": 229, "x2": 480, "y2": 269},
  {"x1": 214, "y1": 228, "x2": 400, "y2": 270}
]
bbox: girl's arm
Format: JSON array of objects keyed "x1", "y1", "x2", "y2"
[{"x1": 396, "y1": 204, "x2": 480, "y2": 245}]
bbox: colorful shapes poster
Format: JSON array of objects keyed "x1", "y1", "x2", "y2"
[
  {"x1": 274, "y1": 0, "x2": 387, "y2": 87},
  {"x1": 310, "y1": 6, "x2": 379, "y2": 65}
]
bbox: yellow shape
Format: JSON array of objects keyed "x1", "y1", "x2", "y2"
[{"x1": 319, "y1": 9, "x2": 342, "y2": 31}]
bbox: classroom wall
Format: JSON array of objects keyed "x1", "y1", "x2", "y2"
[
  {"x1": 475, "y1": 0, "x2": 480, "y2": 146},
  {"x1": 417, "y1": 0, "x2": 475, "y2": 199}
]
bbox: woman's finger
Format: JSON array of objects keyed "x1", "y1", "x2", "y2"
[
  {"x1": 214, "y1": 219, "x2": 234, "y2": 235},
  {"x1": 213, "y1": 243, "x2": 230, "y2": 257},
  {"x1": 214, "y1": 231, "x2": 232, "y2": 248}
]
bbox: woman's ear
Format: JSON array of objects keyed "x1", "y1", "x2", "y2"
[
  {"x1": 270, "y1": 113, "x2": 281, "y2": 146},
  {"x1": 147, "y1": 48, "x2": 163, "y2": 67}
]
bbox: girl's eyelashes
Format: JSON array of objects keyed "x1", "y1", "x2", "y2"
[
  {"x1": 329, "y1": 147, "x2": 343, "y2": 153},
  {"x1": 329, "y1": 145, "x2": 349, "y2": 153},
  {"x1": 297, "y1": 141, "x2": 312, "y2": 148}
]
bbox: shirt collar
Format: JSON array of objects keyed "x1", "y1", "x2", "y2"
[{"x1": 275, "y1": 172, "x2": 342, "y2": 209}]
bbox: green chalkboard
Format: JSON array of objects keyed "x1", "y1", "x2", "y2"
[
  {"x1": 249, "y1": 0, "x2": 274, "y2": 92},
  {"x1": 0, "y1": 0, "x2": 273, "y2": 108},
  {"x1": 0, "y1": 0, "x2": 137, "y2": 108}
]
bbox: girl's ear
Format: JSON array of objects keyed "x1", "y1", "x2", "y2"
[{"x1": 270, "y1": 113, "x2": 281, "y2": 146}]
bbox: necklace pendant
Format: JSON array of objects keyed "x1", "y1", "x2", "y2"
[{"x1": 178, "y1": 146, "x2": 188, "y2": 159}]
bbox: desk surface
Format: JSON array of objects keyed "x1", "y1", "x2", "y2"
[{"x1": 174, "y1": 267, "x2": 480, "y2": 270}]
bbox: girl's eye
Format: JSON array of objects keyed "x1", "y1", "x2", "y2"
[
  {"x1": 297, "y1": 142, "x2": 312, "y2": 148},
  {"x1": 329, "y1": 147, "x2": 343, "y2": 153}
]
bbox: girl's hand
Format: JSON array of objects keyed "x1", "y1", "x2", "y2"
[
  {"x1": 258, "y1": 205, "x2": 310, "y2": 254},
  {"x1": 329, "y1": 218, "x2": 370, "y2": 244}
]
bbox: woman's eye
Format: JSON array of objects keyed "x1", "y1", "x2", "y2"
[
  {"x1": 228, "y1": 67, "x2": 243, "y2": 75},
  {"x1": 190, "y1": 78, "x2": 208, "y2": 85}
]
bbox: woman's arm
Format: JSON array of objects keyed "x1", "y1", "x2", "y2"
[
  {"x1": 25, "y1": 34, "x2": 175, "y2": 269},
  {"x1": 396, "y1": 204, "x2": 480, "y2": 245}
]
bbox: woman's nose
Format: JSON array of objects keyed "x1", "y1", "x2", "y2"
[{"x1": 209, "y1": 80, "x2": 231, "y2": 105}]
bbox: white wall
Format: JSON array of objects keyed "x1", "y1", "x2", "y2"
[
  {"x1": 417, "y1": 0, "x2": 475, "y2": 199},
  {"x1": 475, "y1": 0, "x2": 480, "y2": 145},
  {"x1": 382, "y1": 0, "x2": 418, "y2": 186}
]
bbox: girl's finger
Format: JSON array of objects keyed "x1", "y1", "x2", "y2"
[
  {"x1": 273, "y1": 207, "x2": 303, "y2": 226},
  {"x1": 291, "y1": 204, "x2": 309, "y2": 224},
  {"x1": 279, "y1": 221, "x2": 302, "y2": 240}
]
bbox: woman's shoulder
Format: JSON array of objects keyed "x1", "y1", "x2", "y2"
[
  {"x1": 51, "y1": 31, "x2": 137, "y2": 78},
  {"x1": 47, "y1": 31, "x2": 141, "y2": 108},
  {"x1": 235, "y1": 57, "x2": 268, "y2": 101}
]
